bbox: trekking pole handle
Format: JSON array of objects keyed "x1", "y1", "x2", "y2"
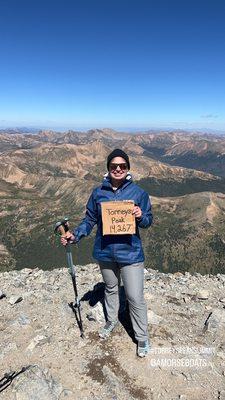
[
  {"x1": 57, "y1": 225, "x2": 66, "y2": 236},
  {"x1": 54, "y1": 218, "x2": 71, "y2": 240},
  {"x1": 54, "y1": 219, "x2": 75, "y2": 275}
]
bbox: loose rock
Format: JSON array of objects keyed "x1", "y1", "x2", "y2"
[
  {"x1": 8, "y1": 295, "x2": 23, "y2": 305},
  {"x1": 147, "y1": 310, "x2": 163, "y2": 325},
  {"x1": 197, "y1": 290, "x2": 209, "y2": 300},
  {"x1": 205, "y1": 309, "x2": 225, "y2": 333},
  {"x1": 0, "y1": 289, "x2": 6, "y2": 299},
  {"x1": 26, "y1": 335, "x2": 50, "y2": 351},
  {"x1": 86, "y1": 302, "x2": 105, "y2": 323}
]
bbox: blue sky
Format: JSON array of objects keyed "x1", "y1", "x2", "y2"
[{"x1": 0, "y1": 0, "x2": 225, "y2": 131}]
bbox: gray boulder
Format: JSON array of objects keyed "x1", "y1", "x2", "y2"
[{"x1": 12, "y1": 365, "x2": 63, "y2": 400}]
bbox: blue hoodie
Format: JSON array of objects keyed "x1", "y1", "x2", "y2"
[{"x1": 73, "y1": 174, "x2": 153, "y2": 264}]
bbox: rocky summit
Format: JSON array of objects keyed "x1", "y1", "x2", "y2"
[{"x1": 1, "y1": 264, "x2": 225, "y2": 400}]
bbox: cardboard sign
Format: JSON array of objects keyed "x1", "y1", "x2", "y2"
[{"x1": 101, "y1": 201, "x2": 136, "y2": 235}]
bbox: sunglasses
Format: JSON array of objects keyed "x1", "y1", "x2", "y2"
[{"x1": 109, "y1": 163, "x2": 128, "y2": 171}]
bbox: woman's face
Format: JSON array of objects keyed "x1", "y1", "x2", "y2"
[{"x1": 108, "y1": 156, "x2": 128, "y2": 182}]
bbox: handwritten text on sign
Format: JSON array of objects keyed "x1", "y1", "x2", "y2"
[{"x1": 101, "y1": 201, "x2": 136, "y2": 235}]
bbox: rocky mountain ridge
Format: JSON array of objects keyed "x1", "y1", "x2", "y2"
[
  {"x1": 1, "y1": 127, "x2": 225, "y2": 176},
  {"x1": 0, "y1": 128, "x2": 225, "y2": 274}
]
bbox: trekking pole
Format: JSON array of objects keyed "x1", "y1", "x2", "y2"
[
  {"x1": 0, "y1": 366, "x2": 32, "y2": 393},
  {"x1": 54, "y1": 218, "x2": 84, "y2": 338}
]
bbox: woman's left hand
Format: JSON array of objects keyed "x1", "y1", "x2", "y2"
[{"x1": 132, "y1": 206, "x2": 142, "y2": 219}]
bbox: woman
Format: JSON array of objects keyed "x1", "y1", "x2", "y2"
[{"x1": 61, "y1": 148, "x2": 153, "y2": 357}]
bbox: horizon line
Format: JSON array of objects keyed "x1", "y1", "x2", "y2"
[{"x1": 0, "y1": 125, "x2": 225, "y2": 135}]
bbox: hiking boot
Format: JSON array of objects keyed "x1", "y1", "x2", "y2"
[
  {"x1": 137, "y1": 340, "x2": 150, "y2": 357},
  {"x1": 99, "y1": 320, "x2": 118, "y2": 339}
]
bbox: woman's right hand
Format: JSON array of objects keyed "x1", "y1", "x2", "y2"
[{"x1": 60, "y1": 232, "x2": 76, "y2": 246}]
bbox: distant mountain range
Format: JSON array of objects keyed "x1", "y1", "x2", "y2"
[
  {"x1": 0, "y1": 128, "x2": 225, "y2": 274},
  {"x1": 0, "y1": 127, "x2": 40, "y2": 134},
  {"x1": 1, "y1": 126, "x2": 225, "y2": 135}
]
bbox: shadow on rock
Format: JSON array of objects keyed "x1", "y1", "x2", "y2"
[
  {"x1": 81, "y1": 282, "x2": 136, "y2": 342},
  {"x1": 81, "y1": 282, "x2": 105, "y2": 306}
]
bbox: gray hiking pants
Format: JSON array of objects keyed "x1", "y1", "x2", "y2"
[{"x1": 99, "y1": 261, "x2": 148, "y2": 341}]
